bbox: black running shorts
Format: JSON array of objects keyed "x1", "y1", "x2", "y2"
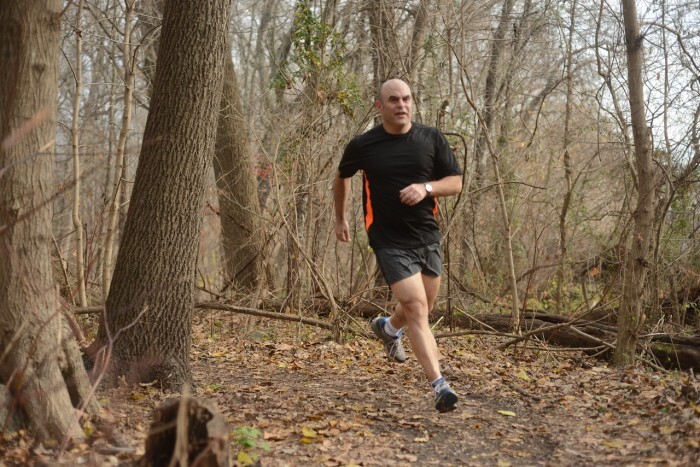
[{"x1": 374, "y1": 243, "x2": 442, "y2": 285}]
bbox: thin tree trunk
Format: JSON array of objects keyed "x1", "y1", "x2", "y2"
[
  {"x1": 595, "y1": 0, "x2": 638, "y2": 190},
  {"x1": 461, "y1": 88, "x2": 521, "y2": 331},
  {"x1": 369, "y1": 0, "x2": 401, "y2": 84},
  {"x1": 94, "y1": 0, "x2": 230, "y2": 389},
  {"x1": 215, "y1": 53, "x2": 264, "y2": 291},
  {"x1": 614, "y1": 0, "x2": 657, "y2": 366},
  {"x1": 474, "y1": 0, "x2": 514, "y2": 192},
  {"x1": 555, "y1": 0, "x2": 576, "y2": 313},
  {"x1": 71, "y1": 0, "x2": 88, "y2": 307},
  {"x1": 102, "y1": 0, "x2": 135, "y2": 300},
  {"x1": 463, "y1": 0, "x2": 514, "y2": 276},
  {"x1": 408, "y1": 0, "x2": 429, "y2": 88},
  {"x1": 0, "y1": 0, "x2": 98, "y2": 441},
  {"x1": 98, "y1": 19, "x2": 118, "y2": 293}
]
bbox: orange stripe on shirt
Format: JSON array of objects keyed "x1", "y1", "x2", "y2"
[
  {"x1": 433, "y1": 198, "x2": 439, "y2": 218},
  {"x1": 363, "y1": 174, "x2": 374, "y2": 230}
]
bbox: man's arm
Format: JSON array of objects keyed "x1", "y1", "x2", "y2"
[
  {"x1": 333, "y1": 171, "x2": 351, "y2": 242},
  {"x1": 399, "y1": 175, "x2": 462, "y2": 206}
]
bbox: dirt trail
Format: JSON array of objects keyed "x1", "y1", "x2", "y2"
[
  {"x1": 182, "y1": 315, "x2": 699, "y2": 466},
  {"x1": 3, "y1": 314, "x2": 697, "y2": 466}
]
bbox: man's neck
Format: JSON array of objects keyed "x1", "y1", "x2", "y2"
[{"x1": 383, "y1": 122, "x2": 412, "y2": 135}]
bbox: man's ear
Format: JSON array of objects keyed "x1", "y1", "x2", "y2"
[{"x1": 374, "y1": 99, "x2": 382, "y2": 111}]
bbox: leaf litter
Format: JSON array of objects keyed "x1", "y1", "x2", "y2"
[{"x1": 0, "y1": 310, "x2": 698, "y2": 465}]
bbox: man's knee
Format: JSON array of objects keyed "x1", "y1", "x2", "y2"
[{"x1": 399, "y1": 298, "x2": 429, "y2": 321}]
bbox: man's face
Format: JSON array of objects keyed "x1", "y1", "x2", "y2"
[{"x1": 376, "y1": 80, "x2": 412, "y2": 134}]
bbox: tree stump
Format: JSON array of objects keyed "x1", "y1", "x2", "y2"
[{"x1": 140, "y1": 398, "x2": 229, "y2": 467}]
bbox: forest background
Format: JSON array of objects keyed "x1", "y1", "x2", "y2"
[{"x1": 1, "y1": 0, "x2": 699, "y2": 463}]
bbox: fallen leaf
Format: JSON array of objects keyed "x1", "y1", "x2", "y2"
[
  {"x1": 602, "y1": 439, "x2": 624, "y2": 449},
  {"x1": 516, "y1": 369, "x2": 531, "y2": 382},
  {"x1": 263, "y1": 429, "x2": 289, "y2": 440},
  {"x1": 301, "y1": 427, "x2": 317, "y2": 438},
  {"x1": 237, "y1": 451, "x2": 254, "y2": 465},
  {"x1": 498, "y1": 410, "x2": 516, "y2": 417}
]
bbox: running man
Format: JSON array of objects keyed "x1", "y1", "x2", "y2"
[{"x1": 333, "y1": 78, "x2": 462, "y2": 412}]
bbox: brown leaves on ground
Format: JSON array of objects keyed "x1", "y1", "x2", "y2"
[{"x1": 1, "y1": 311, "x2": 699, "y2": 465}]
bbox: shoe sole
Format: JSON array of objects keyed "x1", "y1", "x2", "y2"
[{"x1": 435, "y1": 392, "x2": 458, "y2": 413}]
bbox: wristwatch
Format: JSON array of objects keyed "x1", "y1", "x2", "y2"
[{"x1": 424, "y1": 183, "x2": 433, "y2": 196}]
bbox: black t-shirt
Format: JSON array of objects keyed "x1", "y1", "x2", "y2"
[{"x1": 338, "y1": 122, "x2": 462, "y2": 249}]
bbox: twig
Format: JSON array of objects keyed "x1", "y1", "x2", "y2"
[
  {"x1": 518, "y1": 345, "x2": 607, "y2": 353},
  {"x1": 194, "y1": 302, "x2": 372, "y2": 339},
  {"x1": 74, "y1": 306, "x2": 105, "y2": 315},
  {"x1": 498, "y1": 321, "x2": 575, "y2": 350},
  {"x1": 504, "y1": 380, "x2": 542, "y2": 402},
  {"x1": 435, "y1": 329, "x2": 517, "y2": 339},
  {"x1": 568, "y1": 326, "x2": 615, "y2": 349},
  {"x1": 52, "y1": 234, "x2": 75, "y2": 306}
]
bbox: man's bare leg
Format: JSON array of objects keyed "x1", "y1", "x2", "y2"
[
  {"x1": 375, "y1": 272, "x2": 457, "y2": 412},
  {"x1": 388, "y1": 273, "x2": 441, "y2": 381}
]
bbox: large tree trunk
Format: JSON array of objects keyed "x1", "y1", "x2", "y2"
[
  {"x1": 94, "y1": 0, "x2": 230, "y2": 389},
  {"x1": 214, "y1": 53, "x2": 264, "y2": 292},
  {"x1": 0, "y1": 0, "x2": 98, "y2": 441},
  {"x1": 614, "y1": 0, "x2": 657, "y2": 366},
  {"x1": 134, "y1": 0, "x2": 264, "y2": 294}
]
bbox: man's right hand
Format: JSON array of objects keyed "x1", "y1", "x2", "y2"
[{"x1": 335, "y1": 219, "x2": 350, "y2": 242}]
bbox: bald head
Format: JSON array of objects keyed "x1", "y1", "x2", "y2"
[
  {"x1": 377, "y1": 79, "x2": 412, "y2": 104},
  {"x1": 375, "y1": 79, "x2": 413, "y2": 134}
]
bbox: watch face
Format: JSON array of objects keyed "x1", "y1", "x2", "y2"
[{"x1": 425, "y1": 183, "x2": 433, "y2": 193}]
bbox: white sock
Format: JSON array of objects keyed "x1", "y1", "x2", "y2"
[
  {"x1": 383, "y1": 318, "x2": 401, "y2": 337},
  {"x1": 431, "y1": 376, "x2": 446, "y2": 392}
]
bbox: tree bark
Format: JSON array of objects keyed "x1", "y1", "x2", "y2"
[
  {"x1": 614, "y1": 0, "x2": 657, "y2": 366},
  {"x1": 214, "y1": 53, "x2": 264, "y2": 292},
  {"x1": 94, "y1": 0, "x2": 230, "y2": 389},
  {"x1": 136, "y1": 0, "x2": 264, "y2": 294},
  {"x1": 0, "y1": 0, "x2": 98, "y2": 441}
]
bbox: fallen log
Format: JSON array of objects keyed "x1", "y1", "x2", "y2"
[
  {"x1": 471, "y1": 313, "x2": 699, "y2": 372},
  {"x1": 75, "y1": 299, "x2": 700, "y2": 372},
  {"x1": 478, "y1": 314, "x2": 614, "y2": 351}
]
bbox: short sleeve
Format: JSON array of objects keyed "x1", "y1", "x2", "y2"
[
  {"x1": 433, "y1": 130, "x2": 462, "y2": 179},
  {"x1": 338, "y1": 138, "x2": 362, "y2": 178}
]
